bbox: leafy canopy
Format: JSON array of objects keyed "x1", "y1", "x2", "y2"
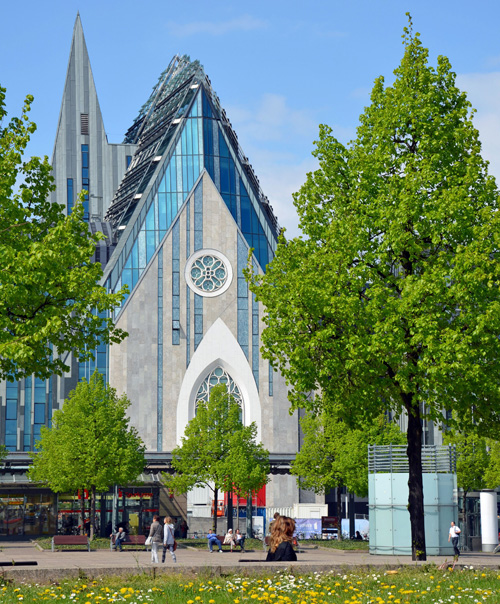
[
  {"x1": 247, "y1": 16, "x2": 500, "y2": 559},
  {"x1": 443, "y1": 426, "x2": 490, "y2": 497},
  {"x1": 292, "y1": 412, "x2": 405, "y2": 498},
  {"x1": 247, "y1": 21, "x2": 500, "y2": 435},
  {"x1": 0, "y1": 86, "x2": 127, "y2": 382},
  {"x1": 28, "y1": 371, "x2": 146, "y2": 493},
  {"x1": 167, "y1": 384, "x2": 269, "y2": 498}
]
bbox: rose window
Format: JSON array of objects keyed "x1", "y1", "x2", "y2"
[
  {"x1": 190, "y1": 254, "x2": 228, "y2": 293},
  {"x1": 185, "y1": 250, "x2": 232, "y2": 297}
]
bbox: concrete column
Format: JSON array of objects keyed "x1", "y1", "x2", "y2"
[{"x1": 480, "y1": 490, "x2": 498, "y2": 552}]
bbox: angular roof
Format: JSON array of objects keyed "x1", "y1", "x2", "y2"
[
  {"x1": 102, "y1": 56, "x2": 281, "y2": 313},
  {"x1": 105, "y1": 56, "x2": 279, "y2": 239}
]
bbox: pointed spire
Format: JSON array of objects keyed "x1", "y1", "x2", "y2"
[{"x1": 50, "y1": 14, "x2": 108, "y2": 218}]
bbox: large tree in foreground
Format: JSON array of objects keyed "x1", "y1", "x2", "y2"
[
  {"x1": 28, "y1": 371, "x2": 146, "y2": 538},
  {"x1": 166, "y1": 384, "x2": 269, "y2": 534},
  {"x1": 0, "y1": 86, "x2": 127, "y2": 382},
  {"x1": 247, "y1": 18, "x2": 500, "y2": 560}
]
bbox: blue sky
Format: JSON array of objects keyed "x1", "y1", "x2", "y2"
[{"x1": 2, "y1": 0, "x2": 500, "y2": 236}]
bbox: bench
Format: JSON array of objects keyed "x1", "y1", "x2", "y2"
[
  {"x1": 215, "y1": 535, "x2": 245, "y2": 552},
  {"x1": 110, "y1": 534, "x2": 149, "y2": 551},
  {"x1": 52, "y1": 535, "x2": 90, "y2": 552}
]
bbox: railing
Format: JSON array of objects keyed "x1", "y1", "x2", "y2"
[{"x1": 368, "y1": 444, "x2": 456, "y2": 474}]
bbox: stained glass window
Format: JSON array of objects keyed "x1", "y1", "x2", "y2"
[{"x1": 195, "y1": 367, "x2": 242, "y2": 419}]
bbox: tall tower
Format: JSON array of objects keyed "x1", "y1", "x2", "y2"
[{"x1": 50, "y1": 13, "x2": 136, "y2": 221}]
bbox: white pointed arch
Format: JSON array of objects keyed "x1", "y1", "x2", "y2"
[{"x1": 176, "y1": 318, "x2": 261, "y2": 443}]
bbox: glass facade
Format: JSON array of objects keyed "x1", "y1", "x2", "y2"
[
  {"x1": 78, "y1": 311, "x2": 109, "y2": 384},
  {"x1": 81, "y1": 144, "x2": 89, "y2": 221},
  {"x1": 108, "y1": 85, "x2": 277, "y2": 317},
  {"x1": 67, "y1": 178, "x2": 74, "y2": 215},
  {"x1": 0, "y1": 492, "x2": 56, "y2": 537},
  {"x1": 0, "y1": 488, "x2": 160, "y2": 537},
  {"x1": 5, "y1": 381, "x2": 18, "y2": 450}
]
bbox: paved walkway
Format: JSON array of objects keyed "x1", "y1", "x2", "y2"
[{"x1": 0, "y1": 541, "x2": 498, "y2": 583}]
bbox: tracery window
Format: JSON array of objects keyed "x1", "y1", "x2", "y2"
[
  {"x1": 195, "y1": 367, "x2": 242, "y2": 419},
  {"x1": 185, "y1": 249, "x2": 233, "y2": 297},
  {"x1": 190, "y1": 254, "x2": 227, "y2": 293}
]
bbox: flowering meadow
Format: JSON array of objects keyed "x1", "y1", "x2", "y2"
[{"x1": 1, "y1": 568, "x2": 499, "y2": 603}]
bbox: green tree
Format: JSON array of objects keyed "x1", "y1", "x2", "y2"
[
  {"x1": 0, "y1": 86, "x2": 127, "y2": 382},
  {"x1": 484, "y1": 440, "x2": 500, "y2": 490},
  {"x1": 292, "y1": 412, "x2": 405, "y2": 524},
  {"x1": 28, "y1": 371, "x2": 146, "y2": 538},
  {"x1": 443, "y1": 427, "x2": 490, "y2": 549},
  {"x1": 166, "y1": 384, "x2": 269, "y2": 534},
  {"x1": 247, "y1": 18, "x2": 500, "y2": 560},
  {"x1": 0, "y1": 445, "x2": 7, "y2": 464}
]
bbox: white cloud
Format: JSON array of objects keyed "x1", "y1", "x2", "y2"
[
  {"x1": 226, "y1": 93, "x2": 318, "y2": 143},
  {"x1": 225, "y1": 94, "x2": 321, "y2": 237},
  {"x1": 256, "y1": 155, "x2": 319, "y2": 238},
  {"x1": 166, "y1": 15, "x2": 267, "y2": 37},
  {"x1": 457, "y1": 72, "x2": 500, "y2": 183}
]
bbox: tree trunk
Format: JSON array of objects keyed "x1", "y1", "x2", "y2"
[
  {"x1": 462, "y1": 491, "x2": 468, "y2": 552},
  {"x1": 337, "y1": 485, "x2": 343, "y2": 540},
  {"x1": 348, "y1": 491, "x2": 355, "y2": 539},
  {"x1": 227, "y1": 489, "x2": 233, "y2": 531},
  {"x1": 406, "y1": 401, "x2": 426, "y2": 561},
  {"x1": 90, "y1": 485, "x2": 96, "y2": 540},
  {"x1": 213, "y1": 487, "x2": 218, "y2": 535},
  {"x1": 80, "y1": 489, "x2": 86, "y2": 535}
]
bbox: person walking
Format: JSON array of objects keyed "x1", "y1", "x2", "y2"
[
  {"x1": 448, "y1": 520, "x2": 461, "y2": 558},
  {"x1": 162, "y1": 516, "x2": 177, "y2": 563},
  {"x1": 149, "y1": 515, "x2": 163, "y2": 563}
]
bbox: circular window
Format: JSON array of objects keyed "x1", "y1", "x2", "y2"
[{"x1": 185, "y1": 249, "x2": 233, "y2": 297}]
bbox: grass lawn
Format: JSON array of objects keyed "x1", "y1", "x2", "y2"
[
  {"x1": 307, "y1": 538, "x2": 370, "y2": 550},
  {"x1": 1, "y1": 567, "x2": 499, "y2": 603}
]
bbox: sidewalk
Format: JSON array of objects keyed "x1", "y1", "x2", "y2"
[{"x1": 0, "y1": 540, "x2": 498, "y2": 583}]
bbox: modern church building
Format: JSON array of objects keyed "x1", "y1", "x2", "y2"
[{"x1": 0, "y1": 15, "x2": 323, "y2": 537}]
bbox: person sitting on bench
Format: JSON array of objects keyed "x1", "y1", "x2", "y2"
[
  {"x1": 234, "y1": 528, "x2": 245, "y2": 552},
  {"x1": 112, "y1": 527, "x2": 127, "y2": 552},
  {"x1": 207, "y1": 529, "x2": 222, "y2": 553},
  {"x1": 223, "y1": 528, "x2": 236, "y2": 552}
]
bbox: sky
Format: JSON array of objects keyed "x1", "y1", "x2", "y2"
[{"x1": 2, "y1": 0, "x2": 500, "y2": 237}]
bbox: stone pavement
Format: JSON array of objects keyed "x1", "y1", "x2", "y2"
[{"x1": 0, "y1": 540, "x2": 499, "y2": 583}]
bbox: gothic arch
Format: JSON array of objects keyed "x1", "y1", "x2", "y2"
[{"x1": 176, "y1": 318, "x2": 261, "y2": 443}]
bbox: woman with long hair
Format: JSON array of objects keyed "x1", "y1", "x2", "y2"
[
  {"x1": 265, "y1": 515, "x2": 297, "y2": 561},
  {"x1": 162, "y1": 516, "x2": 177, "y2": 563}
]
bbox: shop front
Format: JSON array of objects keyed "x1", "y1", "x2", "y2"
[
  {"x1": 0, "y1": 486, "x2": 160, "y2": 538},
  {"x1": 0, "y1": 490, "x2": 56, "y2": 537}
]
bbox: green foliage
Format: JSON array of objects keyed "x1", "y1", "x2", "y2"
[
  {"x1": 0, "y1": 445, "x2": 7, "y2": 464},
  {"x1": 443, "y1": 428, "x2": 490, "y2": 495},
  {"x1": 292, "y1": 412, "x2": 405, "y2": 497},
  {"x1": 28, "y1": 370, "x2": 145, "y2": 495},
  {"x1": 247, "y1": 18, "x2": 500, "y2": 559},
  {"x1": 0, "y1": 86, "x2": 127, "y2": 382},
  {"x1": 166, "y1": 384, "x2": 269, "y2": 519},
  {"x1": 483, "y1": 440, "x2": 500, "y2": 489}
]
